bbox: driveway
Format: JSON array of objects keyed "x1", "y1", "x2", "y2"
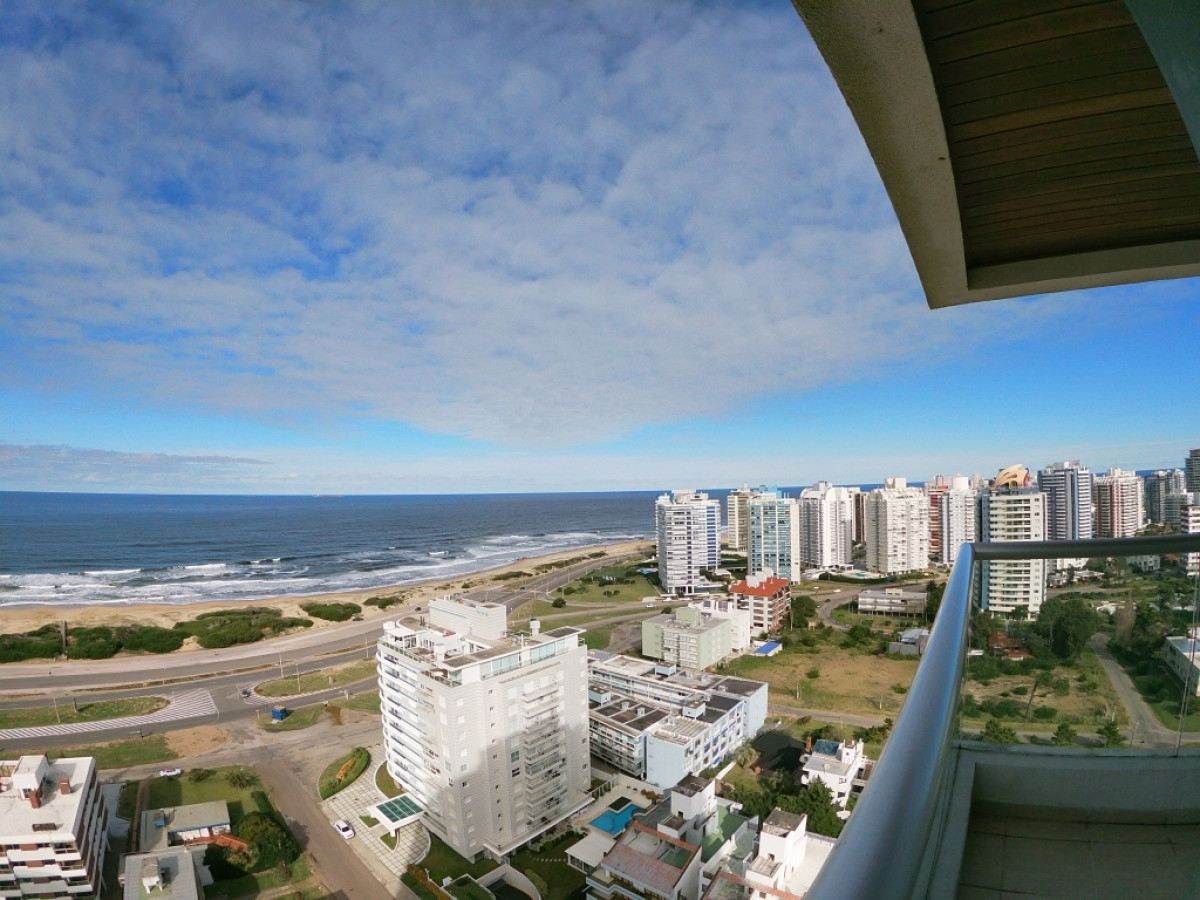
[
  {"x1": 257, "y1": 755, "x2": 396, "y2": 900},
  {"x1": 1089, "y1": 633, "x2": 1175, "y2": 747}
]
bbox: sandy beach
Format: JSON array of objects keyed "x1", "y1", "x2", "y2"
[{"x1": 0, "y1": 539, "x2": 653, "y2": 638}]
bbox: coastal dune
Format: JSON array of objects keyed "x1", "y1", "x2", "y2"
[{"x1": 0, "y1": 539, "x2": 652, "y2": 641}]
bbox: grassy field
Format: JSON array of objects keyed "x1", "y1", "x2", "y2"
[
  {"x1": 0, "y1": 695, "x2": 168, "y2": 728},
  {"x1": 960, "y1": 649, "x2": 1129, "y2": 729},
  {"x1": 421, "y1": 835, "x2": 499, "y2": 882},
  {"x1": 511, "y1": 563, "x2": 660, "y2": 619},
  {"x1": 255, "y1": 703, "x2": 326, "y2": 731},
  {"x1": 43, "y1": 735, "x2": 177, "y2": 768},
  {"x1": 509, "y1": 831, "x2": 587, "y2": 899},
  {"x1": 203, "y1": 855, "x2": 317, "y2": 899},
  {"x1": 719, "y1": 631, "x2": 921, "y2": 718},
  {"x1": 331, "y1": 690, "x2": 382, "y2": 714},
  {"x1": 146, "y1": 765, "x2": 262, "y2": 825},
  {"x1": 256, "y1": 658, "x2": 378, "y2": 697}
]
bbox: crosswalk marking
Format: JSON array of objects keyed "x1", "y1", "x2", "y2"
[{"x1": 0, "y1": 689, "x2": 217, "y2": 741}]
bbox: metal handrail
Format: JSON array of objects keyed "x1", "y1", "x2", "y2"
[{"x1": 805, "y1": 532, "x2": 1200, "y2": 899}]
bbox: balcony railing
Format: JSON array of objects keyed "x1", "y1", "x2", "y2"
[{"x1": 805, "y1": 533, "x2": 1200, "y2": 900}]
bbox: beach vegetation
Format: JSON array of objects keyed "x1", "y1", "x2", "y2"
[
  {"x1": 0, "y1": 623, "x2": 187, "y2": 661},
  {"x1": 173, "y1": 607, "x2": 313, "y2": 648},
  {"x1": 365, "y1": 594, "x2": 403, "y2": 609},
  {"x1": 300, "y1": 601, "x2": 361, "y2": 621},
  {"x1": 0, "y1": 625, "x2": 63, "y2": 662}
]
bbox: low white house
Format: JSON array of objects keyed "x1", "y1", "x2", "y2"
[
  {"x1": 1164, "y1": 632, "x2": 1200, "y2": 697},
  {"x1": 800, "y1": 739, "x2": 866, "y2": 807}
]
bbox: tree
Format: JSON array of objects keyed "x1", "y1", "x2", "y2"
[
  {"x1": 791, "y1": 594, "x2": 817, "y2": 628},
  {"x1": 732, "y1": 741, "x2": 756, "y2": 768},
  {"x1": 980, "y1": 718, "x2": 1019, "y2": 744},
  {"x1": 1098, "y1": 719, "x2": 1125, "y2": 747},
  {"x1": 235, "y1": 812, "x2": 300, "y2": 870},
  {"x1": 1051, "y1": 722, "x2": 1077, "y2": 746}
]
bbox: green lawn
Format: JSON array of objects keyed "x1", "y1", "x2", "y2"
[
  {"x1": 146, "y1": 766, "x2": 261, "y2": 826},
  {"x1": 256, "y1": 659, "x2": 378, "y2": 698},
  {"x1": 255, "y1": 703, "x2": 326, "y2": 731},
  {"x1": 509, "y1": 831, "x2": 587, "y2": 899},
  {"x1": 334, "y1": 690, "x2": 382, "y2": 714},
  {"x1": 46, "y1": 735, "x2": 177, "y2": 768},
  {"x1": 0, "y1": 696, "x2": 168, "y2": 728},
  {"x1": 203, "y1": 855, "x2": 314, "y2": 899},
  {"x1": 376, "y1": 764, "x2": 402, "y2": 799},
  {"x1": 582, "y1": 623, "x2": 617, "y2": 650},
  {"x1": 421, "y1": 835, "x2": 499, "y2": 882}
]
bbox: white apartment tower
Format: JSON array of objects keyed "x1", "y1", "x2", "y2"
[
  {"x1": 865, "y1": 478, "x2": 930, "y2": 575},
  {"x1": 0, "y1": 755, "x2": 109, "y2": 900},
  {"x1": 979, "y1": 466, "x2": 1047, "y2": 619},
  {"x1": 377, "y1": 604, "x2": 591, "y2": 861},
  {"x1": 1182, "y1": 494, "x2": 1200, "y2": 578},
  {"x1": 1037, "y1": 461, "x2": 1094, "y2": 541},
  {"x1": 1094, "y1": 467, "x2": 1144, "y2": 538},
  {"x1": 656, "y1": 491, "x2": 721, "y2": 596},
  {"x1": 748, "y1": 491, "x2": 803, "y2": 582},
  {"x1": 938, "y1": 475, "x2": 976, "y2": 565},
  {"x1": 1144, "y1": 469, "x2": 1186, "y2": 525},
  {"x1": 726, "y1": 485, "x2": 755, "y2": 552},
  {"x1": 799, "y1": 481, "x2": 854, "y2": 569}
]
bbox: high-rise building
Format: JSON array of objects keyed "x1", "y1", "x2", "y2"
[
  {"x1": 1144, "y1": 469, "x2": 1186, "y2": 525},
  {"x1": 1186, "y1": 448, "x2": 1200, "y2": 493},
  {"x1": 656, "y1": 490, "x2": 721, "y2": 595},
  {"x1": 979, "y1": 465, "x2": 1046, "y2": 619},
  {"x1": 726, "y1": 484, "x2": 755, "y2": 552},
  {"x1": 938, "y1": 475, "x2": 976, "y2": 565},
  {"x1": 851, "y1": 487, "x2": 868, "y2": 545},
  {"x1": 799, "y1": 481, "x2": 855, "y2": 569},
  {"x1": 376, "y1": 601, "x2": 591, "y2": 861},
  {"x1": 1094, "y1": 467, "x2": 1144, "y2": 538},
  {"x1": 1037, "y1": 461, "x2": 1094, "y2": 541},
  {"x1": 865, "y1": 478, "x2": 930, "y2": 575},
  {"x1": 0, "y1": 755, "x2": 110, "y2": 900},
  {"x1": 748, "y1": 491, "x2": 802, "y2": 582},
  {"x1": 1182, "y1": 494, "x2": 1200, "y2": 578},
  {"x1": 925, "y1": 476, "x2": 952, "y2": 561}
]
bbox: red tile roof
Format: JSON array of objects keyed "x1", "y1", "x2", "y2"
[{"x1": 729, "y1": 576, "x2": 789, "y2": 597}]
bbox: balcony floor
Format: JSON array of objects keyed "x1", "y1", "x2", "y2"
[{"x1": 957, "y1": 807, "x2": 1200, "y2": 899}]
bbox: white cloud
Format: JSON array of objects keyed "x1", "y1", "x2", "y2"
[
  {"x1": 0, "y1": 443, "x2": 269, "y2": 491},
  {"x1": 0, "y1": 1, "x2": 1063, "y2": 449}
]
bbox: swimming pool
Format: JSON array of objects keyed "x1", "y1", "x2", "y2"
[{"x1": 590, "y1": 803, "x2": 640, "y2": 835}]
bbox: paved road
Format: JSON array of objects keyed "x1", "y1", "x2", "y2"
[
  {"x1": 258, "y1": 757, "x2": 396, "y2": 900},
  {"x1": 1088, "y1": 633, "x2": 1175, "y2": 747}
]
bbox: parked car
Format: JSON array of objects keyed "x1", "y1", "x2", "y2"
[
  {"x1": 334, "y1": 819, "x2": 355, "y2": 840},
  {"x1": 159, "y1": 767, "x2": 183, "y2": 777}
]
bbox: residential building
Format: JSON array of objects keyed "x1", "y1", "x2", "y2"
[
  {"x1": 938, "y1": 475, "x2": 976, "y2": 565},
  {"x1": 798, "y1": 481, "x2": 854, "y2": 569},
  {"x1": 801, "y1": 739, "x2": 867, "y2": 807},
  {"x1": 1144, "y1": 469, "x2": 1186, "y2": 525},
  {"x1": 139, "y1": 801, "x2": 231, "y2": 853},
  {"x1": 1182, "y1": 494, "x2": 1200, "y2": 578},
  {"x1": 587, "y1": 653, "x2": 768, "y2": 788},
  {"x1": 851, "y1": 487, "x2": 868, "y2": 545},
  {"x1": 121, "y1": 848, "x2": 205, "y2": 900},
  {"x1": 857, "y1": 587, "x2": 926, "y2": 618},
  {"x1": 0, "y1": 755, "x2": 109, "y2": 900},
  {"x1": 727, "y1": 573, "x2": 791, "y2": 635},
  {"x1": 725, "y1": 485, "x2": 756, "y2": 552},
  {"x1": 978, "y1": 466, "x2": 1046, "y2": 619},
  {"x1": 657, "y1": 491, "x2": 722, "y2": 596},
  {"x1": 1094, "y1": 467, "x2": 1145, "y2": 538},
  {"x1": 864, "y1": 478, "x2": 930, "y2": 575},
  {"x1": 1037, "y1": 461, "x2": 1094, "y2": 542},
  {"x1": 1187, "y1": 449, "x2": 1200, "y2": 493},
  {"x1": 584, "y1": 776, "x2": 755, "y2": 900},
  {"x1": 706, "y1": 807, "x2": 836, "y2": 900},
  {"x1": 688, "y1": 597, "x2": 755, "y2": 652},
  {"x1": 376, "y1": 607, "x2": 591, "y2": 860},
  {"x1": 1164, "y1": 631, "x2": 1200, "y2": 698},
  {"x1": 748, "y1": 492, "x2": 802, "y2": 583},
  {"x1": 924, "y1": 475, "x2": 951, "y2": 562},
  {"x1": 642, "y1": 606, "x2": 733, "y2": 671}
]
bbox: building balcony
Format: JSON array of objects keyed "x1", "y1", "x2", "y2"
[{"x1": 805, "y1": 533, "x2": 1200, "y2": 899}]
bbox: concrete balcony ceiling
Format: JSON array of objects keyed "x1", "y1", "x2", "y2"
[{"x1": 793, "y1": 0, "x2": 1200, "y2": 307}]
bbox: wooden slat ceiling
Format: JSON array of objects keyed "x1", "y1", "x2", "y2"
[{"x1": 913, "y1": 0, "x2": 1200, "y2": 270}]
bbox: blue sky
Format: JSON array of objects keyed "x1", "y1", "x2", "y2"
[{"x1": 1, "y1": 1, "x2": 1197, "y2": 495}]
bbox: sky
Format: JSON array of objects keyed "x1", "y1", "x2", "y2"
[{"x1": 1, "y1": 1, "x2": 1198, "y2": 495}]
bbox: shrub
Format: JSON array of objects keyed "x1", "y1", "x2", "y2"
[
  {"x1": 806, "y1": 668, "x2": 820, "y2": 680},
  {"x1": 1011, "y1": 686, "x2": 1028, "y2": 696},
  {"x1": 0, "y1": 633, "x2": 62, "y2": 663},
  {"x1": 551, "y1": 598, "x2": 566, "y2": 608},
  {"x1": 67, "y1": 627, "x2": 120, "y2": 660},
  {"x1": 300, "y1": 602, "x2": 362, "y2": 622},
  {"x1": 235, "y1": 812, "x2": 300, "y2": 870},
  {"x1": 365, "y1": 595, "x2": 401, "y2": 609},
  {"x1": 1033, "y1": 706, "x2": 1057, "y2": 720},
  {"x1": 121, "y1": 626, "x2": 185, "y2": 654},
  {"x1": 188, "y1": 769, "x2": 214, "y2": 783},
  {"x1": 226, "y1": 769, "x2": 258, "y2": 789}
]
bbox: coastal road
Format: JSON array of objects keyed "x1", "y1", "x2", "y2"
[{"x1": 0, "y1": 546, "x2": 650, "y2": 698}]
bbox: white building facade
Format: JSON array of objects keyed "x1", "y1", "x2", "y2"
[
  {"x1": 0, "y1": 755, "x2": 109, "y2": 900},
  {"x1": 748, "y1": 492, "x2": 803, "y2": 583},
  {"x1": 865, "y1": 478, "x2": 930, "y2": 575},
  {"x1": 938, "y1": 475, "x2": 977, "y2": 565},
  {"x1": 725, "y1": 485, "x2": 756, "y2": 552},
  {"x1": 979, "y1": 467, "x2": 1047, "y2": 619},
  {"x1": 377, "y1": 612, "x2": 591, "y2": 860},
  {"x1": 799, "y1": 481, "x2": 855, "y2": 569},
  {"x1": 1182, "y1": 494, "x2": 1200, "y2": 578},
  {"x1": 1038, "y1": 461, "x2": 1094, "y2": 541},
  {"x1": 1144, "y1": 469, "x2": 1186, "y2": 525},
  {"x1": 657, "y1": 491, "x2": 721, "y2": 596}
]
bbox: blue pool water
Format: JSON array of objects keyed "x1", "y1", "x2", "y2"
[{"x1": 591, "y1": 804, "x2": 638, "y2": 835}]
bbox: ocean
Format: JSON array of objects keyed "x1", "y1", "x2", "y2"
[{"x1": 0, "y1": 491, "x2": 665, "y2": 609}]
